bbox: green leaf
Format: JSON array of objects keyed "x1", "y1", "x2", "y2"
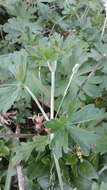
[
  {"x1": 3, "y1": 17, "x2": 42, "y2": 43},
  {"x1": 73, "y1": 176, "x2": 92, "y2": 190},
  {"x1": 12, "y1": 136, "x2": 49, "y2": 165},
  {"x1": 0, "y1": 49, "x2": 28, "y2": 83},
  {"x1": 0, "y1": 145, "x2": 9, "y2": 157},
  {"x1": 100, "y1": 182, "x2": 107, "y2": 190},
  {"x1": 12, "y1": 141, "x2": 36, "y2": 165},
  {"x1": 50, "y1": 129, "x2": 68, "y2": 159},
  {"x1": 0, "y1": 140, "x2": 10, "y2": 157},
  {"x1": 69, "y1": 104, "x2": 105, "y2": 124},
  {"x1": 73, "y1": 160, "x2": 98, "y2": 189},
  {"x1": 94, "y1": 126, "x2": 107, "y2": 153},
  {"x1": 66, "y1": 154, "x2": 78, "y2": 166},
  {"x1": 38, "y1": 2, "x2": 51, "y2": 18},
  {"x1": 38, "y1": 176, "x2": 50, "y2": 190},
  {"x1": 92, "y1": 182, "x2": 99, "y2": 190},
  {"x1": 68, "y1": 126, "x2": 100, "y2": 154},
  {"x1": 4, "y1": 0, "x2": 36, "y2": 19},
  {"x1": 31, "y1": 73, "x2": 50, "y2": 98},
  {"x1": 0, "y1": 85, "x2": 21, "y2": 113},
  {"x1": 9, "y1": 50, "x2": 28, "y2": 83},
  {"x1": 78, "y1": 160, "x2": 98, "y2": 180},
  {"x1": 27, "y1": 158, "x2": 50, "y2": 179},
  {"x1": 45, "y1": 118, "x2": 68, "y2": 158},
  {"x1": 34, "y1": 135, "x2": 50, "y2": 152}
]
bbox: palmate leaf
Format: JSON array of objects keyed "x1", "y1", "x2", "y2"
[
  {"x1": 69, "y1": 104, "x2": 105, "y2": 124},
  {"x1": 0, "y1": 48, "x2": 50, "y2": 112},
  {"x1": 12, "y1": 136, "x2": 49, "y2": 165},
  {"x1": 0, "y1": 50, "x2": 26, "y2": 113},
  {"x1": 45, "y1": 118, "x2": 69, "y2": 158},
  {"x1": 27, "y1": 72, "x2": 50, "y2": 98},
  {"x1": 100, "y1": 182, "x2": 107, "y2": 190},
  {"x1": 45, "y1": 105, "x2": 104, "y2": 157},
  {"x1": 60, "y1": 35, "x2": 89, "y2": 75},
  {"x1": 0, "y1": 50, "x2": 29, "y2": 113},
  {"x1": 94, "y1": 126, "x2": 107, "y2": 153},
  {"x1": 0, "y1": 85, "x2": 21, "y2": 113},
  {"x1": 73, "y1": 176, "x2": 91, "y2": 190},
  {"x1": 3, "y1": 17, "x2": 42, "y2": 44},
  {"x1": 56, "y1": 35, "x2": 102, "y2": 99},
  {"x1": 67, "y1": 104, "x2": 104, "y2": 153},
  {"x1": 67, "y1": 126, "x2": 100, "y2": 154},
  {"x1": 70, "y1": 67, "x2": 102, "y2": 99},
  {"x1": 34, "y1": 135, "x2": 50, "y2": 152},
  {"x1": 92, "y1": 182, "x2": 107, "y2": 190},
  {"x1": 9, "y1": 50, "x2": 28, "y2": 83},
  {"x1": 12, "y1": 141, "x2": 36, "y2": 166},
  {"x1": 4, "y1": 0, "x2": 36, "y2": 19},
  {"x1": 0, "y1": 49, "x2": 28, "y2": 83},
  {"x1": 92, "y1": 182, "x2": 99, "y2": 190},
  {"x1": 78, "y1": 160, "x2": 98, "y2": 180},
  {"x1": 73, "y1": 160, "x2": 98, "y2": 190},
  {"x1": 0, "y1": 140, "x2": 10, "y2": 157},
  {"x1": 50, "y1": 129, "x2": 68, "y2": 159}
]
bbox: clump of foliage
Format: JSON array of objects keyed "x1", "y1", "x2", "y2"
[{"x1": 1, "y1": 0, "x2": 107, "y2": 190}]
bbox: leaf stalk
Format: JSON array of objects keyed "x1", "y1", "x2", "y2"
[
  {"x1": 24, "y1": 85, "x2": 49, "y2": 121},
  {"x1": 48, "y1": 61, "x2": 64, "y2": 190}
]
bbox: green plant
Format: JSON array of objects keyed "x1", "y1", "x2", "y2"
[{"x1": 1, "y1": 0, "x2": 107, "y2": 190}]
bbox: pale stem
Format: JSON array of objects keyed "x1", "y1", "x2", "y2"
[
  {"x1": 49, "y1": 63, "x2": 64, "y2": 190},
  {"x1": 17, "y1": 166, "x2": 28, "y2": 190},
  {"x1": 51, "y1": 71, "x2": 55, "y2": 119},
  {"x1": 54, "y1": 155, "x2": 64, "y2": 190},
  {"x1": 98, "y1": 165, "x2": 107, "y2": 175},
  {"x1": 101, "y1": 4, "x2": 107, "y2": 40},
  {"x1": 16, "y1": 126, "x2": 28, "y2": 190},
  {"x1": 101, "y1": 14, "x2": 107, "y2": 40},
  {"x1": 55, "y1": 64, "x2": 79, "y2": 118},
  {"x1": 38, "y1": 66, "x2": 42, "y2": 83},
  {"x1": 24, "y1": 85, "x2": 49, "y2": 121},
  {"x1": 4, "y1": 157, "x2": 13, "y2": 190},
  {"x1": 25, "y1": 63, "x2": 64, "y2": 190}
]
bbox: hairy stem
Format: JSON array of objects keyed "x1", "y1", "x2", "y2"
[
  {"x1": 50, "y1": 71, "x2": 55, "y2": 119},
  {"x1": 25, "y1": 63, "x2": 64, "y2": 190},
  {"x1": 101, "y1": 3, "x2": 107, "y2": 40},
  {"x1": 55, "y1": 64, "x2": 79, "y2": 118},
  {"x1": 101, "y1": 14, "x2": 107, "y2": 40},
  {"x1": 49, "y1": 62, "x2": 64, "y2": 190},
  {"x1": 54, "y1": 155, "x2": 64, "y2": 190},
  {"x1": 24, "y1": 85, "x2": 49, "y2": 121}
]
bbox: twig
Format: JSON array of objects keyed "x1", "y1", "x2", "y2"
[
  {"x1": 17, "y1": 166, "x2": 28, "y2": 190},
  {"x1": 0, "y1": 133, "x2": 36, "y2": 138},
  {"x1": 98, "y1": 165, "x2": 107, "y2": 175},
  {"x1": 16, "y1": 126, "x2": 28, "y2": 190},
  {"x1": 101, "y1": 1, "x2": 107, "y2": 40}
]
